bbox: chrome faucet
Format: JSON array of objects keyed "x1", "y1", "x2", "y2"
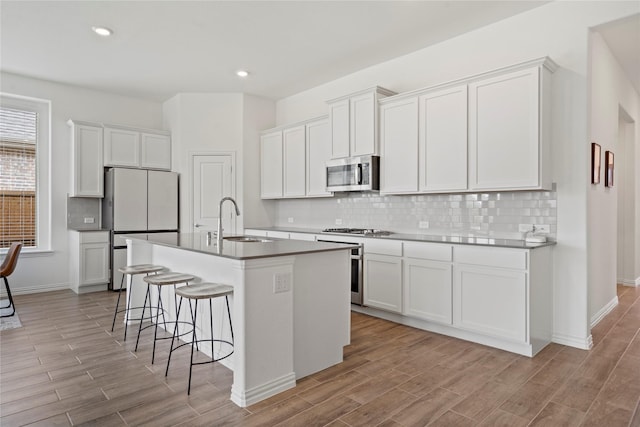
[{"x1": 217, "y1": 197, "x2": 241, "y2": 245}]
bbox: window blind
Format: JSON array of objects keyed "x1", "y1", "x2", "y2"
[{"x1": 0, "y1": 106, "x2": 37, "y2": 248}]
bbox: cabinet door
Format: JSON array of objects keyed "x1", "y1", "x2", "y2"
[
  {"x1": 404, "y1": 259, "x2": 452, "y2": 324},
  {"x1": 469, "y1": 67, "x2": 540, "y2": 190},
  {"x1": 141, "y1": 133, "x2": 171, "y2": 170},
  {"x1": 80, "y1": 243, "x2": 109, "y2": 286},
  {"x1": 71, "y1": 123, "x2": 104, "y2": 197},
  {"x1": 364, "y1": 253, "x2": 402, "y2": 313},
  {"x1": 380, "y1": 97, "x2": 419, "y2": 193},
  {"x1": 260, "y1": 131, "x2": 283, "y2": 198},
  {"x1": 419, "y1": 85, "x2": 468, "y2": 192},
  {"x1": 147, "y1": 171, "x2": 178, "y2": 230},
  {"x1": 112, "y1": 168, "x2": 147, "y2": 231},
  {"x1": 350, "y1": 91, "x2": 377, "y2": 156},
  {"x1": 283, "y1": 125, "x2": 306, "y2": 197},
  {"x1": 453, "y1": 264, "x2": 527, "y2": 343},
  {"x1": 104, "y1": 127, "x2": 140, "y2": 167},
  {"x1": 329, "y1": 99, "x2": 350, "y2": 159},
  {"x1": 306, "y1": 118, "x2": 332, "y2": 197}
]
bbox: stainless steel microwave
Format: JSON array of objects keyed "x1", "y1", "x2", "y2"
[{"x1": 326, "y1": 155, "x2": 380, "y2": 192}]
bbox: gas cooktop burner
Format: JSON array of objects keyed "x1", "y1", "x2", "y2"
[{"x1": 322, "y1": 228, "x2": 392, "y2": 236}]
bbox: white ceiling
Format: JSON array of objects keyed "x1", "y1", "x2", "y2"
[{"x1": 0, "y1": 1, "x2": 637, "y2": 103}]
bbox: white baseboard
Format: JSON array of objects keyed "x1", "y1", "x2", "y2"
[
  {"x1": 590, "y1": 296, "x2": 619, "y2": 328},
  {"x1": 618, "y1": 277, "x2": 640, "y2": 287},
  {"x1": 551, "y1": 332, "x2": 593, "y2": 350},
  {"x1": 230, "y1": 372, "x2": 296, "y2": 408},
  {"x1": 0, "y1": 282, "x2": 70, "y2": 298}
]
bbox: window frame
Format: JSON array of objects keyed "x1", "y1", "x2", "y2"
[{"x1": 1, "y1": 93, "x2": 51, "y2": 254}]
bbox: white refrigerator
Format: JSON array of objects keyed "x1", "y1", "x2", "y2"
[{"x1": 103, "y1": 168, "x2": 179, "y2": 289}]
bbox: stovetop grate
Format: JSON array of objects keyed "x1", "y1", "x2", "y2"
[{"x1": 322, "y1": 228, "x2": 392, "y2": 236}]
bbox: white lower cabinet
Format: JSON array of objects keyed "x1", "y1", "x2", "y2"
[
  {"x1": 363, "y1": 253, "x2": 402, "y2": 313},
  {"x1": 453, "y1": 264, "x2": 527, "y2": 342},
  {"x1": 404, "y1": 258, "x2": 452, "y2": 324},
  {"x1": 69, "y1": 231, "x2": 110, "y2": 294}
]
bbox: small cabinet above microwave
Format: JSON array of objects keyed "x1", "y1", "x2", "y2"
[{"x1": 327, "y1": 87, "x2": 396, "y2": 159}]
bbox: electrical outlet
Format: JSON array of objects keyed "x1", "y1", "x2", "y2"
[
  {"x1": 287, "y1": 217, "x2": 294, "y2": 223},
  {"x1": 536, "y1": 224, "x2": 550, "y2": 233},
  {"x1": 83, "y1": 217, "x2": 95, "y2": 224},
  {"x1": 273, "y1": 273, "x2": 291, "y2": 293},
  {"x1": 335, "y1": 218, "x2": 343, "y2": 225},
  {"x1": 419, "y1": 221, "x2": 429, "y2": 229}
]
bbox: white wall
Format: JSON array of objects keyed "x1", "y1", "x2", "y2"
[
  {"x1": 241, "y1": 95, "x2": 276, "y2": 228},
  {"x1": 161, "y1": 93, "x2": 276, "y2": 233},
  {"x1": 274, "y1": 2, "x2": 640, "y2": 349},
  {"x1": 162, "y1": 93, "x2": 244, "y2": 232},
  {"x1": 589, "y1": 31, "x2": 640, "y2": 326},
  {"x1": 0, "y1": 71, "x2": 163, "y2": 294}
]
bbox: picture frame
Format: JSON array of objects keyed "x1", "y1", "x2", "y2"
[
  {"x1": 605, "y1": 150, "x2": 614, "y2": 187},
  {"x1": 591, "y1": 142, "x2": 601, "y2": 184}
]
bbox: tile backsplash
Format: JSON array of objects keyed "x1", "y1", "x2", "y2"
[{"x1": 274, "y1": 191, "x2": 557, "y2": 240}]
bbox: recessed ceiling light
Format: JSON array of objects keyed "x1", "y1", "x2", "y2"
[
  {"x1": 236, "y1": 70, "x2": 249, "y2": 78},
  {"x1": 92, "y1": 26, "x2": 113, "y2": 37}
]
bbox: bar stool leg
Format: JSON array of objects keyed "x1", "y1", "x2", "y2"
[
  {"x1": 165, "y1": 295, "x2": 183, "y2": 376},
  {"x1": 151, "y1": 286, "x2": 164, "y2": 364},
  {"x1": 187, "y1": 299, "x2": 199, "y2": 395},
  {"x1": 226, "y1": 295, "x2": 234, "y2": 343},
  {"x1": 111, "y1": 274, "x2": 126, "y2": 333},
  {"x1": 134, "y1": 284, "x2": 151, "y2": 352}
]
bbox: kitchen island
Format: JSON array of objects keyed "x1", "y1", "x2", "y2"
[{"x1": 123, "y1": 232, "x2": 353, "y2": 407}]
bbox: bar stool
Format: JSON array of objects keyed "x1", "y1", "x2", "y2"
[
  {"x1": 165, "y1": 282, "x2": 234, "y2": 394},
  {"x1": 111, "y1": 264, "x2": 165, "y2": 340},
  {"x1": 138, "y1": 272, "x2": 196, "y2": 364}
]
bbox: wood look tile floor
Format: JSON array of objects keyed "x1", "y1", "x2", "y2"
[{"x1": 1, "y1": 285, "x2": 639, "y2": 426}]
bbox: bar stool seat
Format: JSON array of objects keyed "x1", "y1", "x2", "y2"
[
  {"x1": 111, "y1": 264, "x2": 165, "y2": 341},
  {"x1": 144, "y1": 272, "x2": 196, "y2": 286},
  {"x1": 136, "y1": 272, "x2": 196, "y2": 363},
  {"x1": 166, "y1": 282, "x2": 234, "y2": 394},
  {"x1": 175, "y1": 283, "x2": 233, "y2": 299}
]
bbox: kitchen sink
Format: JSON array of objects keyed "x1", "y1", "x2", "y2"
[{"x1": 223, "y1": 236, "x2": 273, "y2": 243}]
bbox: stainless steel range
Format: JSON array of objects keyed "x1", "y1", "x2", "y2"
[
  {"x1": 318, "y1": 228, "x2": 392, "y2": 305},
  {"x1": 322, "y1": 228, "x2": 392, "y2": 236}
]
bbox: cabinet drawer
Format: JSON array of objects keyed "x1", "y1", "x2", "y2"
[
  {"x1": 454, "y1": 246, "x2": 527, "y2": 270},
  {"x1": 80, "y1": 231, "x2": 109, "y2": 244},
  {"x1": 266, "y1": 231, "x2": 290, "y2": 239},
  {"x1": 364, "y1": 239, "x2": 402, "y2": 256},
  {"x1": 288, "y1": 232, "x2": 316, "y2": 241},
  {"x1": 404, "y1": 242, "x2": 452, "y2": 262}
]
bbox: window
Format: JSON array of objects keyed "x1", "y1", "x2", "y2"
[{"x1": 0, "y1": 94, "x2": 51, "y2": 252}]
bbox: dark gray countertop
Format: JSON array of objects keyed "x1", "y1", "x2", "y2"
[
  {"x1": 246, "y1": 226, "x2": 556, "y2": 249},
  {"x1": 123, "y1": 232, "x2": 354, "y2": 260}
]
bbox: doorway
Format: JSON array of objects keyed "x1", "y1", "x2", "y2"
[
  {"x1": 616, "y1": 109, "x2": 637, "y2": 286},
  {"x1": 191, "y1": 153, "x2": 236, "y2": 235}
]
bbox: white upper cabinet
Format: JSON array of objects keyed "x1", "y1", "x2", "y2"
[
  {"x1": 68, "y1": 120, "x2": 104, "y2": 197},
  {"x1": 306, "y1": 117, "x2": 332, "y2": 197},
  {"x1": 260, "y1": 130, "x2": 283, "y2": 199},
  {"x1": 419, "y1": 85, "x2": 468, "y2": 192},
  {"x1": 104, "y1": 125, "x2": 171, "y2": 170},
  {"x1": 469, "y1": 60, "x2": 554, "y2": 191},
  {"x1": 380, "y1": 97, "x2": 419, "y2": 193},
  {"x1": 283, "y1": 125, "x2": 306, "y2": 197},
  {"x1": 328, "y1": 87, "x2": 395, "y2": 159},
  {"x1": 261, "y1": 116, "x2": 333, "y2": 199},
  {"x1": 104, "y1": 126, "x2": 140, "y2": 168},
  {"x1": 329, "y1": 98, "x2": 350, "y2": 159},
  {"x1": 141, "y1": 132, "x2": 171, "y2": 170}
]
